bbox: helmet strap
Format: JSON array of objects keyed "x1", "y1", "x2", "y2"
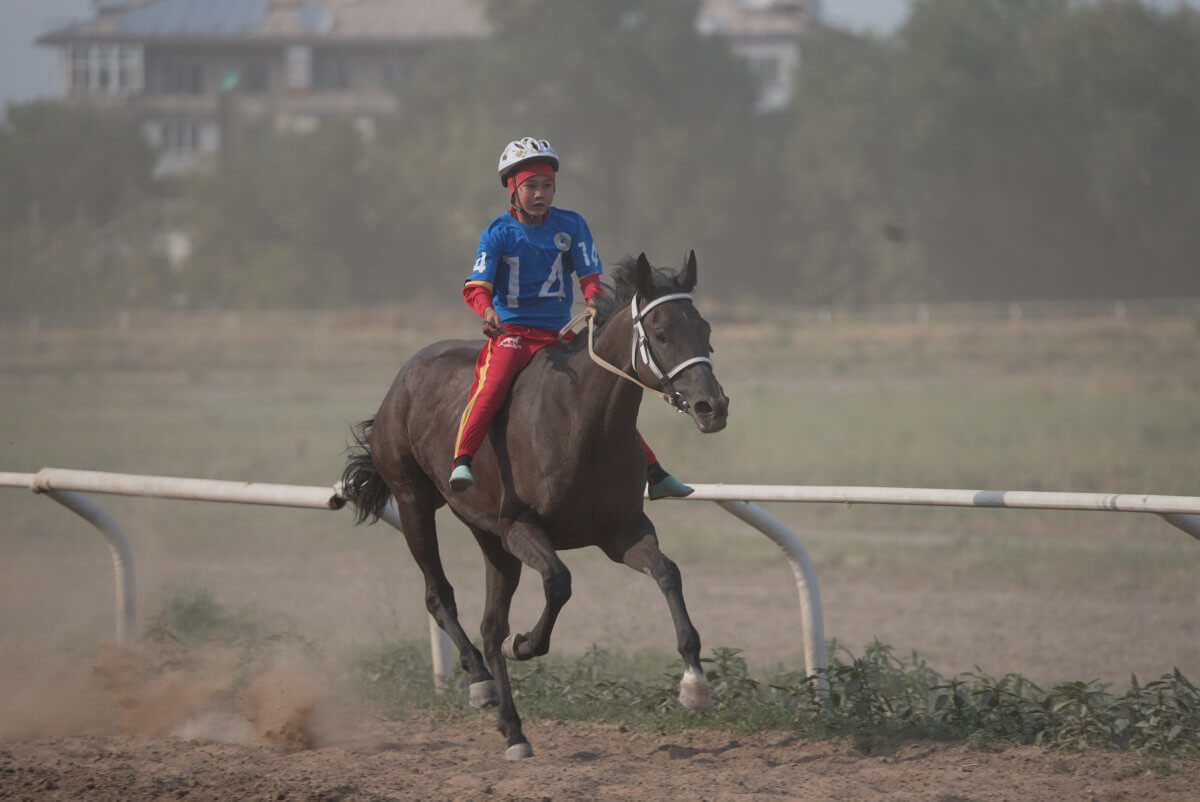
[{"x1": 510, "y1": 191, "x2": 544, "y2": 224}]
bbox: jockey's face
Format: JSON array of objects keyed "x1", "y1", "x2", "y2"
[{"x1": 514, "y1": 174, "x2": 555, "y2": 222}]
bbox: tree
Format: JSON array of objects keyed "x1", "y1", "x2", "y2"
[
  {"x1": 1027, "y1": 0, "x2": 1200, "y2": 297},
  {"x1": 785, "y1": 29, "x2": 934, "y2": 302},
  {"x1": 893, "y1": 0, "x2": 1200, "y2": 299},
  {"x1": 0, "y1": 101, "x2": 156, "y2": 317},
  {"x1": 784, "y1": 0, "x2": 1200, "y2": 302},
  {"x1": 378, "y1": 0, "x2": 786, "y2": 301},
  {"x1": 0, "y1": 101, "x2": 153, "y2": 231},
  {"x1": 184, "y1": 123, "x2": 395, "y2": 307}
]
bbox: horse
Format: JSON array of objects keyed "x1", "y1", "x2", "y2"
[{"x1": 341, "y1": 251, "x2": 729, "y2": 760}]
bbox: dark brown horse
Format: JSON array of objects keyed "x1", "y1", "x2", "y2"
[{"x1": 341, "y1": 252, "x2": 729, "y2": 760}]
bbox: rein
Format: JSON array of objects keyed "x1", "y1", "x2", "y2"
[{"x1": 559, "y1": 293, "x2": 713, "y2": 412}]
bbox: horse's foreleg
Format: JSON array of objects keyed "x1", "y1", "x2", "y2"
[
  {"x1": 499, "y1": 513, "x2": 571, "y2": 662},
  {"x1": 473, "y1": 531, "x2": 532, "y2": 760},
  {"x1": 603, "y1": 522, "x2": 711, "y2": 711}
]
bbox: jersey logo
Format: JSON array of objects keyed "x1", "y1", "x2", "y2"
[
  {"x1": 472, "y1": 252, "x2": 488, "y2": 273},
  {"x1": 496, "y1": 335, "x2": 523, "y2": 349},
  {"x1": 554, "y1": 232, "x2": 572, "y2": 252}
]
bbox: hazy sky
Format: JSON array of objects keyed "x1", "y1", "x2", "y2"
[
  {"x1": 0, "y1": 0, "x2": 916, "y2": 113},
  {"x1": 1, "y1": 0, "x2": 91, "y2": 111},
  {"x1": 822, "y1": 0, "x2": 913, "y2": 32}
]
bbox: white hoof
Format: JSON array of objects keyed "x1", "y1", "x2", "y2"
[
  {"x1": 505, "y1": 742, "x2": 534, "y2": 761},
  {"x1": 678, "y1": 667, "x2": 712, "y2": 711},
  {"x1": 469, "y1": 680, "x2": 499, "y2": 709},
  {"x1": 501, "y1": 633, "x2": 520, "y2": 660}
]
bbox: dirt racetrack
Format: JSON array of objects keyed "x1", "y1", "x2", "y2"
[
  {"x1": 1, "y1": 641, "x2": 1195, "y2": 801},
  {"x1": 3, "y1": 713, "x2": 1199, "y2": 801}
]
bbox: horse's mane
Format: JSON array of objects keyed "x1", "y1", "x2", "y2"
[{"x1": 563, "y1": 256, "x2": 684, "y2": 352}]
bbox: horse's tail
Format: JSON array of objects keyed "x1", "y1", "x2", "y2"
[{"x1": 341, "y1": 418, "x2": 391, "y2": 525}]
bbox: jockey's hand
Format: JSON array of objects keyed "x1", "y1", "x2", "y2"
[
  {"x1": 482, "y1": 307, "x2": 503, "y2": 338},
  {"x1": 586, "y1": 303, "x2": 598, "y2": 319}
]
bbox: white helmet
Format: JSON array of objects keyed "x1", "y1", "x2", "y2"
[{"x1": 497, "y1": 137, "x2": 559, "y2": 187}]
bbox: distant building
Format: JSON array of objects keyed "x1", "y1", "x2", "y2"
[
  {"x1": 38, "y1": 0, "x2": 817, "y2": 174},
  {"x1": 697, "y1": 0, "x2": 814, "y2": 112}
]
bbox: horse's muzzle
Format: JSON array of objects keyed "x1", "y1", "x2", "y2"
[{"x1": 687, "y1": 389, "x2": 729, "y2": 433}]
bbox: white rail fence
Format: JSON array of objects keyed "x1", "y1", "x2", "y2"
[{"x1": 4, "y1": 467, "x2": 1200, "y2": 693}]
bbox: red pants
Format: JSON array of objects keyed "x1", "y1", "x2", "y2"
[{"x1": 454, "y1": 323, "x2": 659, "y2": 466}]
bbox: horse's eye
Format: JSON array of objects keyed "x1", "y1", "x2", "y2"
[{"x1": 653, "y1": 330, "x2": 668, "y2": 344}]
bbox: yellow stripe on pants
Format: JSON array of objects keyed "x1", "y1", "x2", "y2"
[{"x1": 454, "y1": 339, "x2": 494, "y2": 457}]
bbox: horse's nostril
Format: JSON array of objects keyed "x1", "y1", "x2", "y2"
[{"x1": 694, "y1": 401, "x2": 713, "y2": 415}]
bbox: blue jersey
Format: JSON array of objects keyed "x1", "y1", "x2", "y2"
[{"x1": 464, "y1": 207, "x2": 601, "y2": 330}]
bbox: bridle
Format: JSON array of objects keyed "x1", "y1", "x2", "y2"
[
  {"x1": 562, "y1": 293, "x2": 713, "y2": 413},
  {"x1": 630, "y1": 293, "x2": 714, "y2": 412}
]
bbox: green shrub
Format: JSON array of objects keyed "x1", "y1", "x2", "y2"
[{"x1": 349, "y1": 636, "x2": 1200, "y2": 759}]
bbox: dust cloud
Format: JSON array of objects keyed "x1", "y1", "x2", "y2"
[{"x1": 0, "y1": 642, "x2": 351, "y2": 751}]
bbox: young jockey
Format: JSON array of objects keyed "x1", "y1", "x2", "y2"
[{"x1": 450, "y1": 136, "x2": 693, "y2": 500}]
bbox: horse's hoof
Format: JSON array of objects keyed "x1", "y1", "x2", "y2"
[
  {"x1": 501, "y1": 633, "x2": 523, "y2": 661},
  {"x1": 678, "y1": 667, "x2": 712, "y2": 711},
  {"x1": 505, "y1": 742, "x2": 534, "y2": 761},
  {"x1": 469, "y1": 680, "x2": 499, "y2": 709}
]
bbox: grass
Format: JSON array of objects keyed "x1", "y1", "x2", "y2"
[
  {"x1": 345, "y1": 627, "x2": 1200, "y2": 759},
  {"x1": 357, "y1": 637, "x2": 1200, "y2": 759}
]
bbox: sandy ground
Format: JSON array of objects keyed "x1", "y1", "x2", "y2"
[
  {"x1": 3, "y1": 713, "x2": 1197, "y2": 801},
  {"x1": 0, "y1": 632, "x2": 1196, "y2": 801}
]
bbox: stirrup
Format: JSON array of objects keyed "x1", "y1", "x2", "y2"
[
  {"x1": 449, "y1": 464, "x2": 474, "y2": 491},
  {"x1": 649, "y1": 474, "x2": 694, "y2": 500}
]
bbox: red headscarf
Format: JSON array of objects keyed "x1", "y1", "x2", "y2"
[{"x1": 506, "y1": 161, "x2": 556, "y2": 196}]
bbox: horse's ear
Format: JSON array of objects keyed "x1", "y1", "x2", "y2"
[
  {"x1": 634, "y1": 253, "x2": 655, "y2": 298},
  {"x1": 677, "y1": 249, "x2": 697, "y2": 292}
]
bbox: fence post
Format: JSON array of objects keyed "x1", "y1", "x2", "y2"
[
  {"x1": 41, "y1": 490, "x2": 138, "y2": 646},
  {"x1": 715, "y1": 500, "x2": 830, "y2": 706}
]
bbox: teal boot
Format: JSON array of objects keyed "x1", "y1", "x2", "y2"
[
  {"x1": 649, "y1": 473, "x2": 694, "y2": 500},
  {"x1": 449, "y1": 463, "x2": 475, "y2": 491}
]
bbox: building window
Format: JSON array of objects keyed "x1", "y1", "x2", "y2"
[
  {"x1": 97, "y1": 49, "x2": 112, "y2": 90},
  {"x1": 286, "y1": 45, "x2": 312, "y2": 91},
  {"x1": 68, "y1": 43, "x2": 143, "y2": 95},
  {"x1": 382, "y1": 60, "x2": 409, "y2": 90},
  {"x1": 314, "y1": 55, "x2": 350, "y2": 90},
  {"x1": 154, "y1": 61, "x2": 204, "y2": 94},
  {"x1": 70, "y1": 45, "x2": 91, "y2": 92},
  {"x1": 117, "y1": 46, "x2": 142, "y2": 92},
  {"x1": 162, "y1": 120, "x2": 201, "y2": 152},
  {"x1": 243, "y1": 62, "x2": 269, "y2": 93},
  {"x1": 748, "y1": 53, "x2": 782, "y2": 84}
]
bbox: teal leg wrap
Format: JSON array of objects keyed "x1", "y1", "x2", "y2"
[
  {"x1": 649, "y1": 474, "x2": 694, "y2": 500},
  {"x1": 449, "y1": 463, "x2": 475, "y2": 491}
]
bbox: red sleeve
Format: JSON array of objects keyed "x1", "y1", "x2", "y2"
[
  {"x1": 462, "y1": 283, "x2": 494, "y2": 317},
  {"x1": 579, "y1": 273, "x2": 602, "y2": 304}
]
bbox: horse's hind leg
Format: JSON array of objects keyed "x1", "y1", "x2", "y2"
[
  {"x1": 602, "y1": 517, "x2": 711, "y2": 710},
  {"x1": 389, "y1": 468, "x2": 494, "y2": 706},
  {"x1": 470, "y1": 528, "x2": 532, "y2": 760}
]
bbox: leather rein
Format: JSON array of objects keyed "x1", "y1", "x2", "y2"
[{"x1": 560, "y1": 293, "x2": 712, "y2": 413}]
